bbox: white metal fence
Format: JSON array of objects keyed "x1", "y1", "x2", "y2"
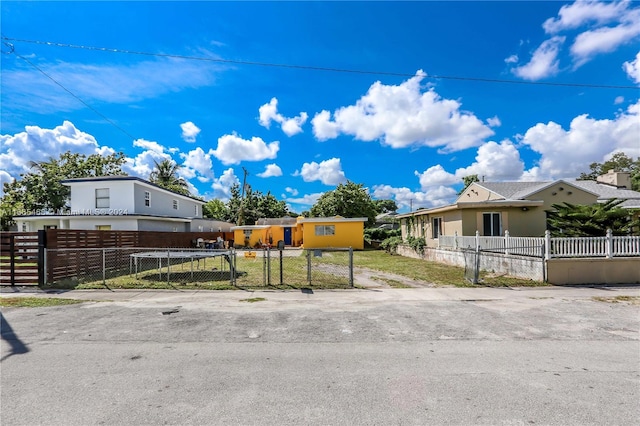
[{"x1": 439, "y1": 230, "x2": 640, "y2": 259}]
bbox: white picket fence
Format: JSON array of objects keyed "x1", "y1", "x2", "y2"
[{"x1": 439, "y1": 230, "x2": 640, "y2": 259}]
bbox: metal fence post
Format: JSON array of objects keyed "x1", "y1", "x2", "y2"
[
  {"x1": 37, "y1": 230, "x2": 46, "y2": 286},
  {"x1": 306, "y1": 250, "x2": 311, "y2": 285},
  {"x1": 475, "y1": 230, "x2": 480, "y2": 251},
  {"x1": 606, "y1": 229, "x2": 613, "y2": 259},
  {"x1": 279, "y1": 248, "x2": 284, "y2": 286},
  {"x1": 267, "y1": 247, "x2": 271, "y2": 286},
  {"x1": 102, "y1": 248, "x2": 106, "y2": 286},
  {"x1": 167, "y1": 248, "x2": 170, "y2": 284},
  {"x1": 349, "y1": 247, "x2": 354, "y2": 288}
]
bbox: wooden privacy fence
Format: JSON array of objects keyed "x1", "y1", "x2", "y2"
[
  {"x1": 46, "y1": 229, "x2": 233, "y2": 284},
  {"x1": 0, "y1": 232, "x2": 44, "y2": 286},
  {"x1": 0, "y1": 229, "x2": 233, "y2": 286}
]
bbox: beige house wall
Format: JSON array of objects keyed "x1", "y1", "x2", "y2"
[
  {"x1": 547, "y1": 258, "x2": 640, "y2": 285},
  {"x1": 526, "y1": 182, "x2": 597, "y2": 207},
  {"x1": 459, "y1": 184, "x2": 503, "y2": 202}
]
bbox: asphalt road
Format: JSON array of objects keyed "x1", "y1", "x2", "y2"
[{"x1": 1, "y1": 286, "x2": 639, "y2": 425}]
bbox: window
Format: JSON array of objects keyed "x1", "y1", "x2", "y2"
[
  {"x1": 44, "y1": 225, "x2": 57, "y2": 230},
  {"x1": 96, "y1": 225, "x2": 111, "y2": 231},
  {"x1": 95, "y1": 188, "x2": 110, "y2": 208},
  {"x1": 172, "y1": 199, "x2": 179, "y2": 210},
  {"x1": 315, "y1": 225, "x2": 335, "y2": 236},
  {"x1": 194, "y1": 205, "x2": 198, "y2": 216},
  {"x1": 243, "y1": 230, "x2": 252, "y2": 239},
  {"x1": 432, "y1": 217, "x2": 442, "y2": 239},
  {"x1": 482, "y1": 212, "x2": 502, "y2": 236},
  {"x1": 144, "y1": 191, "x2": 150, "y2": 207}
]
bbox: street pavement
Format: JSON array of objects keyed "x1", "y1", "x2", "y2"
[{"x1": 1, "y1": 285, "x2": 639, "y2": 425}]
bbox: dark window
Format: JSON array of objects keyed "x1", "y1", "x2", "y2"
[
  {"x1": 432, "y1": 217, "x2": 442, "y2": 239},
  {"x1": 482, "y1": 212, "x2": 501, "y2": 236}
]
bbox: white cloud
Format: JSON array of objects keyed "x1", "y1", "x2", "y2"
[
  {"x1": 614, "y1": 96, "x2": 625, "y2": 104},
  {"x1": 504, "y1": 54, "x2": 519, "y2": 64},
  {"x1": 511, "y1": 36, "x2": 565, "y2": 81},
  {"x1": 180, "y1": 121, "x2": 201, "y2": 143},
  {"x1": 372, "y1": 184, "x2": 458, "y2": 210},
  {"x1": 486, "y1": 116, "x2": 502, "y2": 127},
  {"x1": 521, "y1": 100, "x2": 640, "y2": 179},
  {"x1": 3, "y1": 55, "x2": 224, "y2": 114},
  {"x1": 570, "y1": 13, "x2": 640, "y2": 65},
  {"x1": 123, "y1": 138, "x2": 172, "y2": 177},
  {"x1": 311, "y1": 110, "x2": 340, "y2": 140},
  {"x1": 0, "y1": 121, "x2": 108, "y2": 179},
  {"x1": 311, "y1": 71, "x2": 494, "y2": 152},
  {"x1": 623, "y1": 51, "x2": 640, "y2": 84},
  {"x1": 414, "y1": 165, "x2": 458, "y2": 190},
  {"x1": 258, "y1": 97, "x2": 308, "y2": 136},
  {"x1": 212, "y1": 133, "x2": 279, "y2": 165},
  {"x1": 257, "y1": 163, "x2": 283, "y2": 178},
  {"x1": 210, "y1": 168, "x2": 239, "y2": 201},
  {"x1": 543, "y1": 0, "x2": 631, "y2": 34},
  {"x1": 179, "y1": 147, "x2": 214, "y2": 181},
  {"x1": 454, "y1": 140, "x2": 525, "y2": 182},
  {"x1": 284, "y1": 187, "x2": 299, "y2": 196},
  {"x1": 295, "y1": 158, "x2": 347, "y2": 186},
  {"x1": 285, "y1": 192, "x2": 324, "y2": 207}
]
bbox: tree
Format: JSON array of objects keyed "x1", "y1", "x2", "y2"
[
  {"x1": 546, "y1": 199, "x2": 640, "y2": 237},
  {"x1": 225, "y1": 184, "x2": 289, "y2": 225},
  {"x1": 310, "y1": 181, "x2": 377, "y2": 226},
  {"x1": 0, "y1": 151, "x2": 127, "y2": 230},
  {"x1": 458, "y1": 174, "x2": 479, "y2": 195},
  {"x1": 578, "y1": 152, "x2": 640, "y2": 191},
  {"x1": 373, "y1": 199, "x2": 398, "y2": 215},
  {"x1": 149, "y1": 159, "x2": 190, "y2": 196},
  {"x1": 203, "y1": 199, "x2": 230, "y2": 220}
]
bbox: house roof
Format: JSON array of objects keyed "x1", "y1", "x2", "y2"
[
  {"x1": 474, "y1": 181, "x2": 548, "y2": 199},
  {"x1": 256, "y1": 217, "x2": 298, "y2": 226},
  {"x1": 61, "y1": 176, "x2": 205, "y2": 203},
  {"x1": 298, "y1": 216, "x2": 368, "y2": 223},
  {"x1": 568, "y1": 180, "x2": 640, "y2": 208}
]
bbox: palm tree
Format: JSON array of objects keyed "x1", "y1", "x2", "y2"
[
  {"x1": 547, "y1": 199, "x2": 639, "y2": 237},
  {"x1": 149, "y1": 159, "x2": 190, "y2": 196}
]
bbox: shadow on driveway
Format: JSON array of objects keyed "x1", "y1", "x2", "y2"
[{"x1": 1, "y1": 312, "x2": 30, "y2": 362}]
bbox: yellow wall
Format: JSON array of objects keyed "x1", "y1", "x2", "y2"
[
  {"x1": 302, "y1": 220, "x2": 365, "y2": 250},
  {"x1": 233, "y1": 228, "x2": 270, "y2": 248}
]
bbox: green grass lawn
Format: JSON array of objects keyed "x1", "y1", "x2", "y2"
[
  {"x1": 0, "y1": 297, "x2": 87, "y2": 308},
  {"x1": 40, "y1": 248, "x2": 547, "y2": 290}
]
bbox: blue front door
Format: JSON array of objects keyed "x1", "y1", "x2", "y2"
[{"x1": 284, "y1": 227, "x2": 292, "y2": 245}]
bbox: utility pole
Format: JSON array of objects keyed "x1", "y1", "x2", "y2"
[{"x1": 238, "y1": 167, "x2": 249, "y2": 226}]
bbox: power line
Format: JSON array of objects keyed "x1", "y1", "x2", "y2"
[
  {"x1": 3, "y1": 40, "x2": 136, "y2": 141},
  {"x1": 3, "y1": 36, "x2": 639, "y2": 90}
]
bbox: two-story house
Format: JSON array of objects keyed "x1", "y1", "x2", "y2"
[{"x1": 15, "y1": 176, "x2": 232, "y2": 232}]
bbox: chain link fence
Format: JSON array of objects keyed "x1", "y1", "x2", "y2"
[
  {"x1": 44, "y1": 247, "x2": 354, "y2": 289},
  {"x1": 462, "y1": 245, "x2": 545, "y2": 284}
]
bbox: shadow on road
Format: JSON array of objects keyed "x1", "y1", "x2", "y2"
[{"x1": 1, "y1": 312, "x2": 30, "y2": 362}]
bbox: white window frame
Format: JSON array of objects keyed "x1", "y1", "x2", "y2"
[
  {"x1": 432, "y1": 217, "x2": 442, "y2": 239},
  {"x1": 194, "y1": 204, "x2": 198, "y2": 216},
  {"x1": 315, "y1": 225, "x2": 335, "y2": 236},
  {"x1": 482, "y1": 212, "x2": 502, "y2": 236},
  {"x1": 172, "y1": 199, "x2": 179, "y2": 210},
  {"x1": 144, "y1": 191, "x2": 150, "y2": 207}
]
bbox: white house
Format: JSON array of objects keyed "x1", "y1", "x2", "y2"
[{"x1": 15, "y1": 176, "x2": 232, "y2": 232}]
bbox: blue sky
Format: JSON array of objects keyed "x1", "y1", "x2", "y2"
[{"x1": 1, "y1": 1, "x2": 639, "y2": 214}]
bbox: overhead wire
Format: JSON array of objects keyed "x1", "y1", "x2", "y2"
[
  {"x1": 3, "y1": 38, "x2": 137, "y2": 140},
  {"x1": 3, "y1": 36, "x2": 639, "y2": 90}
]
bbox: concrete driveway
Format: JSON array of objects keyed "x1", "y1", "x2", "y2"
[{"x1": 1, "y1": 286, "x2": 639, "y2": 425}]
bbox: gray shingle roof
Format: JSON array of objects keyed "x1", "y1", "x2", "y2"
[
  {"x1": 476, "y1": 179, "x2": 640, "y2": 208},
  {"x1": 475, "y1": 182, "x2": 548, "y2": 199}
]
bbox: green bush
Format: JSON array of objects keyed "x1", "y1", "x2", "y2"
[
  {"x1": 405, "y1": 236, "x2": 426, "y2": 255},
  {"x1": 380, "y1": 236, "x2": 403, "y2": 254}
]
